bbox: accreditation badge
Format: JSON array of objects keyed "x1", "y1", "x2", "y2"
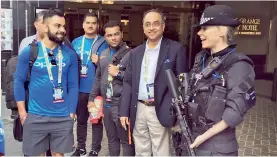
[
  {"x1": 146, "y1": 83, "x2": 154, "y2": 102},
  {"x1": 106, "y1": 82, "x2": 113, "y2": 102},
  {"x1": 53, "y1": 86, "x2": 64, "y2": 103},
  {"x1": 80, "y1": 65, "x2": 88, "y2": 77}
]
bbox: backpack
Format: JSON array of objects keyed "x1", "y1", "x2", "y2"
[
  {"x1": 5, "y1": 41, "x2": 38, "y2": 142},
  {"x1": 5, "y1": 41, "x2": 38, "y2": 116}
]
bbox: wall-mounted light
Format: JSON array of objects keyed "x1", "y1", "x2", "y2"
[
  {"x1": 102, "y1": 0, "x2": 114, "y2": 4},
  {"x1": 69, "y1": 0, "x2": 98, "y2": 3},
  {"x1": 121, "y1": 19, "x2": 129, "y2": 26}
]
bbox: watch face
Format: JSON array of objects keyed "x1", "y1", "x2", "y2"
[{"x1": 117, "y1": 71, "x2": 122, "y2": 77}]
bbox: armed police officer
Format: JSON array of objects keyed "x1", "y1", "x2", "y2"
[{"x1": 185, "y1": 5, "x2": 256, "y2": 156}]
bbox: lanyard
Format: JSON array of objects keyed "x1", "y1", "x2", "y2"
[
  {"x1": 81, "y1": 35, "x2": 98, "y2": 66},
  {"x1": 42, "y1": 43, "x2": 63, "y2": 87},
  {"x1": 143, "y1": 53, "x2": 149, "y2": 83},
  {"x1": 108, "y1": 48, "x2": 115, "y2": 82}
]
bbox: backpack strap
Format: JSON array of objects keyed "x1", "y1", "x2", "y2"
[
  {"x1": 27, "y1": 40, "x2": 38, "y2": 82},
  {"x1": 110, "y1": 42, "x2": 130, "y2": 66},
  {"x1": 91, "y1": 37, "x2": 105, "y2": 55}
]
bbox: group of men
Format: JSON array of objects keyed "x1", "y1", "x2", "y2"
[{"x1": 14, "y1": 8, "x2": 187, "y2": 156}]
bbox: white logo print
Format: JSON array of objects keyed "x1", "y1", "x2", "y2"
[
  {"x1": 36, "y1": 56, "x2": 44, "y2": 60},
  {"x1": 34, "y1": 62, "x2": 66, "y2": 68},
  {"x1": 78, "y1": 50, "x2": 91, "y2": 56},
  {"x1": 200, "y1": 13, "x2": 214, "y2": 25}
]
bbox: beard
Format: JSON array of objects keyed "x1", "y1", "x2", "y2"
[{"x1": 48, "y1": 30, "x2": 65, "y2": 44}]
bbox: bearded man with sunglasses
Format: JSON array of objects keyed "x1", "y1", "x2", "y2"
[{"x1": 14, "y1": 9, "x2": 78, "y2": 156}]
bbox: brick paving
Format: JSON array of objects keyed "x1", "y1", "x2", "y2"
[
  {"x1": 236, "y1": 96, "x2": 277, "y2": 156},
  {"x1": 2, "y1": 95, "x2": 277, "y2": 156}
]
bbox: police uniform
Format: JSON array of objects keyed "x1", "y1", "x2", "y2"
[{"x1": 188, "y1": 5, "x2": 256, "y2": 156}]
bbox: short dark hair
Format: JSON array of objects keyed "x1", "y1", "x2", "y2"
[
  {"x1": 103, "y1": 21, "x2": 122, "y2": 32},
  {"x1": 83, "y1": 13, "x2": 98, "y2": 23},
  {"x1": 143, "y1": 9, "x2": 165, "y2": 23},
  {"x1": 35, "y1": 10, "x2": 48, "y2": 22},
  {"x1": 43, "y1": 8, "x2": 64, "y2": 22}
]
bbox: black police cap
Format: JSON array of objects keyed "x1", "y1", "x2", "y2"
[{"x1": 193, "y1": 5, "x2": 241, "y2": 27}]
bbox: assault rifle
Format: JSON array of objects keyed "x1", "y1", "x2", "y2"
[{"x1": 165, "y1": 69, "x2": 197, "y2": 156}]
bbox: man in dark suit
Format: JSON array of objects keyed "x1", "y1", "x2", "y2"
[{"x1": 119, "y1": 9, "x2": 188, "y2": 156}]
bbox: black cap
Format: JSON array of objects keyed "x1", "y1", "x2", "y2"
[{"x1": 193, "y1": 5, "x2": 241, "y2": 27}]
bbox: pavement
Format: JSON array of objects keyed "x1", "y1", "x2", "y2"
[{"x1": 1, "y1": 79, "x2": 277, "y2": 156}]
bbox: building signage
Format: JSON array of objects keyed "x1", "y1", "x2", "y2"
[{"x1": 235, "y1": 17, "x2": 262, "y2": 36}]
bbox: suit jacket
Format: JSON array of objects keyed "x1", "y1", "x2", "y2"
[{"x1": 119, "y1": 37, "x2": 189, "y2": 131}]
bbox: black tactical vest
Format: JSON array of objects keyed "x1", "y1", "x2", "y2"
[{"x1": 188, "y1": 47, "x2": 254, "y2": 132}]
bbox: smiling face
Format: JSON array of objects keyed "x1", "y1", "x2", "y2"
[
  {"x1": 143, "y1": 12, "x2": 165, "y2": 42},
  {"x1": 43, "y1": 15, "x2": 66, "y2": 44},
  {"x1": 197, "y1": 26, "x2": 229, "y2": 50}
]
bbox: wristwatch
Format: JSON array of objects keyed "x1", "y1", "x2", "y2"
[{"x1": 116, "y1": 71, "x2": 122, "y2": 79}]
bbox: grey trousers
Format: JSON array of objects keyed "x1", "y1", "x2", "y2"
[{"x1": 103, "y1": 106, "x2": 135, "y2": 156}]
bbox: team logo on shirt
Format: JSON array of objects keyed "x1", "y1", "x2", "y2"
[
  {"x1": 77, "y1": 50, "x2": 91, "y2": 56},
  {"x1": 33, "y1": 61, "x2": 66, "y2": 68},
  {"x1": 34, "y1": 55, "x2": 66, "y2": 68}
]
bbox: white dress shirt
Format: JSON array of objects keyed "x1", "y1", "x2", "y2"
[{"x1": 138, "y1": 37, "x2": 163, "y2": 100}]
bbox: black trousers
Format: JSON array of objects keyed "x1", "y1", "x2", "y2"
[
  {"x1": 103, "y1": 106, "x2": 135, "y2": 156},
  {"x1": 196, "y1": 148, "x2": 238, "y2": 156},
  {"x1": 76, "y1": 93, "x2": 103, "y2": 152}
]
